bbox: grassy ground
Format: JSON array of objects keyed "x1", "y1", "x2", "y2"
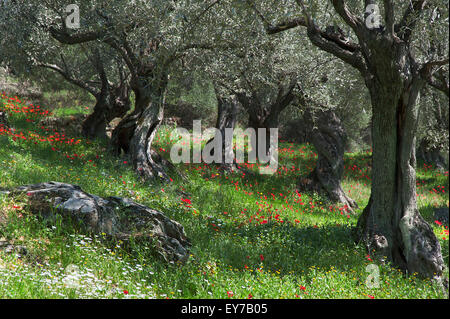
[{"x1": 0, "y1": 92, "x2": 448, "y2": 299}]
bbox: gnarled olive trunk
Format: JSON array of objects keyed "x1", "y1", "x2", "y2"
[
  {"x1": 247, "y1": 110, "x2": 279, "y2": 158},
  {"x1": 237, "y1": 79, "x2": 296, "y2": 160},
  {"x1": 81, "y1": 96, "x2": 109, "y2": 139},
  {"x1": 111, "y1": 80, "x2": 169, "y2": 181},
  {"x1": 82, "y1": 82, "x2": 131, "y2": 139},
  {"x1": 297, "y1": 109, "x2": 358, "y2": 212},
  {"x1": 204, "y1": 96, "x2": 239, "y2": 172},
  {"x1": 354, "y1": 51, "x2": 444, "y2": 279},
  {"x1": 417, "y1": 139, "x2": 447, "y2": 171},
  {"x1": 216, "y1": 96, "x2": 238, "y2": 133}
]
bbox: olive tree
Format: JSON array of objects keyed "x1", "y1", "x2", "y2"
[{"x1": 0, "y1": 1, "x2": 131, "y2": 138}]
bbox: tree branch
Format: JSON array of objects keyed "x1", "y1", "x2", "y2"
[
  {"x1": 397, "y1": 0, "x2": 428, "y2": 42},
  {"x1": 331, "y1": 0, "x2": 364, "y2": 35},
  {"x1": 266, "y1": 17, "x2": 307, "y2": 34},
  {"x1": 37, "y1": 63, "x2": 98, "y2": 96},
  {"x1": 49, "y1": 26, "x2": 104, "y2": 44},
  {"x1": 419, "y1": 56, "x2": 449, "y2": 97},
  {"x1": 245, "y1": 0, "x2": 271, "y2": 29},
  {"x1": 274, "y1": 76, "x2": 298, "y2": 113},
  {"x1": 425, "y1": 69, "x2": 449, "y2": 97},
  {"x1": 255, "y1": 0, "x2": 365, "y2": 72},
  {"x1": 306, "y1": 21, "x2": 366, "y2": 72},
  {"x1": 423, "y1": 58, "x2": 450, "y2": 69},
  {"x1": 383, "y1": 0, "x2": 395, "y2": 36},
  {"x1": 186, "y1": 0, "x2": 222, "y2": 31}
]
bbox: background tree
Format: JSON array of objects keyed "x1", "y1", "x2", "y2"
[
  {"x1": 296, "y1": 88, "x2": 359, "y2": 212},
  {"x1": 38, "y1": 46, "x2": 131, "y2": 138},
  {"x1": 0, "y1": 1, "x2": 131, "y2": 138},
  {"x1": 417, "y1": 88, "x2": 449, "y2": 170},
  {"x1": 205, "y1": 86, "x2": 240, "y2": 172}
]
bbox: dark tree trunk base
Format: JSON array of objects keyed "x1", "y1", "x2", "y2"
[
  {"x1": 298, "y1": 167, "x2": 358, "y2": 213},
  {"x1": 417, "y1": 140, "x2": 447, "y2": 171},
  {"x1": 0, "y1": 111, "x2": 9, "y2": 128},
  {"x1": 109, "y1": 95, "x2": 181, "y2": 183},
  {"x1": 82, "y1": 112, "x2": 107, "y2": 139},
  {"x1": 203, "y1": 96, "x2": 245, "y2": 174},
  {"x1": 354, "y1": 196, "x2": 445, "y2": 281},
  {"x1": 111, "y1": 112, "x2": 171, "y2": 182},
  {"x1": 82, "y1": 85, "x2": 131, "y2": 139}
]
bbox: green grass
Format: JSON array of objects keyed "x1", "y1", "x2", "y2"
[
  {"x1": 40, "y1": 90, "x2": 94, "y2": 115},
  {"x1": 0, "y1": 93, "x2": 448, "y2": 299}
]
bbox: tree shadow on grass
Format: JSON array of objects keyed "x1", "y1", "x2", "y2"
[{"x1": 188, "y1": 215, "x2": 367, "y2": 280}]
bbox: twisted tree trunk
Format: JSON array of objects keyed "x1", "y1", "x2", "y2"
[
  {"x1": 82, "y1": 53, "x2": 131, "y2": 139},
  {"x1": 82, "y1": 83, "x2": 131, "y2": 139},
  {"x1": 237, "y1": 79, "x2": 296, "y2": 160},
  {"x1": 111, "y1": 79, "x2": 170, "y2": 181},
  {"x1": 297, "y1": 109, "x2": 358, "y2": 212},
  {"x1": 204, "y1": 95, "x2": 239, "y2": 172}
]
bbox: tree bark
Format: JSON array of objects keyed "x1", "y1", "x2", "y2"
[
  {"x1": 235, "y1": 78, "x2": 296, "y2": 160},
  {"x1": 297, "y1": 109, "x2": 358, "y2": 212},
  {"x1": 204, "y1": 95, "x2": 239, "y2": 172},
  {"x1": 354, "y1": 48, "x2": 445, "y2": 278},
  {"x1": 111, "y1": 80, "x2": 170, "y2": 181},
  {"x1": 238, "y1": 94, "x2": 292, "y2": 159},
  {"x1": 216, "y1": 96, "x2": 238, "y2": 133},
  {"x1": 81, "y1": 84, "x2": 131, "y2": 139},
  {"x1": 82, "y1": 51, "x2": 131, "y2": 139},
  {"x1": 81, "y1": 96, "x2": 109, "y2": 139},
  {"x1": 247, "y1": 108, "x2": 279, "y2": 158}
]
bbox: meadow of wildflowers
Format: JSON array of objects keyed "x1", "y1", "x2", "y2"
[{"x1": 0, "y1": 93, "x2": 448, "y2": 299}]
